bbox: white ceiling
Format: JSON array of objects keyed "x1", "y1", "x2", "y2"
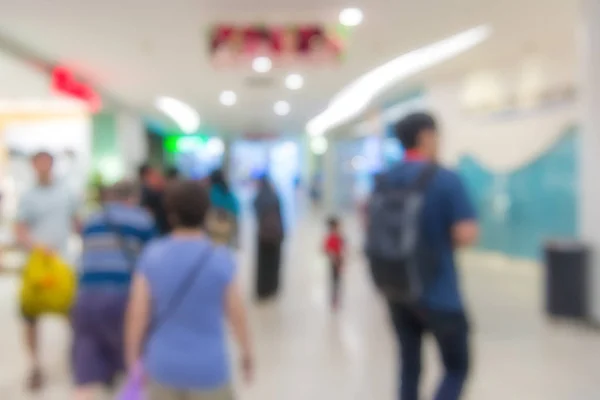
[
  {"x1": 0, "y1": 0, "x2": 578, "y2": 135},
  {"x1": 0, "y1": 51, "x2": 52, "y2": 98}
]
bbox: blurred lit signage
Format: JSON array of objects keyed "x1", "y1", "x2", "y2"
[
  {"x1": 51, "y1": 66, "x2": 101, "y2": 113},
  {"x1": 209, "y1": 25, "x2": 346, "y2": 66},
  {"x1": 164, "y1": 135, "x2": 209, "y2": 153}
]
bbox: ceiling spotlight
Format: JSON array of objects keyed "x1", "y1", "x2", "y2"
[
  {"x1": 219, "y1": 90, "x2": 237, "y2": 106},
  {"x1": 285, "y1": 74, "x2": 304, "y2": 90},
  {"x1": 274, "y1": 101, "x2": 290, "y2": 116},
  {"x1": 253, "y1": 56, "x2": 272, "y2": 73},
  {"x1": 339, "y1": 8, "x2": 363, "y2": 27}
]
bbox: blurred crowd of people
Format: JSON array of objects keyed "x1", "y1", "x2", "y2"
[
  {"x1": 14, "y1": 153, "x2": 285, "y2": 399},
  {"x1": 12, "y1": 110, "x2": 479, "y2": 400}
]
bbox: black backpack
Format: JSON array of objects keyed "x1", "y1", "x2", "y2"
[{"x1": 365, "y1": 164, "x2": 439, "y2": 304}]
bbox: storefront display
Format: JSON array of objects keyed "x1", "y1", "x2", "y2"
[
  {"x1": 163, "y1": 135, "x2": 224, "y2": 178},
  {"x1": 1, "y1": 115, "x2": 91, "y2": 218}
]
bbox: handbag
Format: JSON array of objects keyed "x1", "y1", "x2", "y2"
[
  {"x1": 117, "y1": 363, "x2": 146, "y2": 400},
  {"x1": 19, "y1": 248, "x2": 77, "y2": 318}
]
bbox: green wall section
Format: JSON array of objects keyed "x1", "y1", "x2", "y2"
[{"x1": 91, "y1": 113, "x2": 123, "y2": 184}]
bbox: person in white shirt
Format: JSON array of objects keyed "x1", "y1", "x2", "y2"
[{"x1": 15, "y1": 151, "x2": 81, "y2": 391}]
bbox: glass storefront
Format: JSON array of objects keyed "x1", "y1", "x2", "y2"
[{"x1": 163, "y1": 135, "x2": 224, "y2": 178}]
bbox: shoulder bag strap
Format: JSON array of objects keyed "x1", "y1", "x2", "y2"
[
  {"x1": 104, "y1": 208, "x2": 137, "y2": 272},
  {"x1": 151, "y1": 244, "x2": 215, "y2": 334}
]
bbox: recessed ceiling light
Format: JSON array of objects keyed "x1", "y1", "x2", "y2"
[
  {"x1": 274, "y1": 101, "x2": 290, "y2": 116},
  {"x1": 155, "y1": 96, "x2": 200, "y2": 134},
  {"x1": 219, "y1": 90, "x2": 237, "y2": 106},
  {"x1": 339, "y1": 8, "x2": 363, "y2": 27},
  {"x1": 285, "y1": 74, "x2": 304, "y2": 90},
  {"x1": 253, "y1": 56, "x2": 272, "y2": 73}
]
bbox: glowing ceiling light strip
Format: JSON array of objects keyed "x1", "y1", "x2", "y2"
[
  {"x1": 307, "y1": 25, "x2": 492, "y2": 136},
  {"x1": 155, "y1": 96, "x2": 200, "y2": 134}
]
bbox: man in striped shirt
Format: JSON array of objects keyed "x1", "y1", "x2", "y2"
[{"x1": 72, "y1": 181, "x2": 156, "y2": 400}]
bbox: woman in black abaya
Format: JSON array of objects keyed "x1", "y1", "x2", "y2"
[{"x1": 253, "y1": 176, "x2": 284, "y2": 300}]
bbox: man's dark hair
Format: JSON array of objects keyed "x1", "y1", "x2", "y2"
[
  {"x1": 138, "y1": 163, "x2": 152, "y2": 180},
  {"x1": 327, "y1": 216, "x2": 340, "y2": 230},
  {"x1": 165, "y1": 166, "x2": 180, "y2": 180},
  {"x1": 31, "y1": 151, "x2": 53, "y2": 162},
  {"x1": 394, "y1": 112, "x2": 437, "y2": 150},
  {"x1": 165, "y1": 180, "x2": 209, "y2": 229}
]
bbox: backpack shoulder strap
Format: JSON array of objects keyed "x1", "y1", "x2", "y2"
[
  {"x1": 377, "y1": 163, "x2": 438, "y2": 193},
  {"x1": 409, "y1": 163, "x2": 438, "y2": 192},
  {"x1": 103, "y1": 208, "x2": 137, "y2": 272}
]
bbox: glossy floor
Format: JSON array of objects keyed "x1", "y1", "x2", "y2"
[{"x1": 0, "y1": 211, "x2": 599, "y2": 399}]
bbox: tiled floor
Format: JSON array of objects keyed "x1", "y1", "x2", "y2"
[{"x1": 1, "y1": 209, "x2": 599, "y2": 399}]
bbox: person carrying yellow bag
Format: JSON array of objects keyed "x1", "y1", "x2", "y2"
[{"x1": 15, "y1": 151, "x2": 82, "y2": 392}]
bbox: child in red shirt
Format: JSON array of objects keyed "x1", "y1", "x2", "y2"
[{"x1": 324, "y1": 217, "x2": 345, "y2": 310}]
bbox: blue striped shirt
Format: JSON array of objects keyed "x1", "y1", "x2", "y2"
[{"x1": 80, "y1": 202, "x2": 156, "y2": 287}]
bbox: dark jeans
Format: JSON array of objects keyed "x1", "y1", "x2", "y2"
[
  {"x1": 389, "y1": 303, "x2": 470, "y2": 400},
  {"x1": 330, "y1": 261, "x2": 341, "y2": 306}
]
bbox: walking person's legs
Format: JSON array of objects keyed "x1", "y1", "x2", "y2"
[
  {"x1": 330, "y1": 262, "x2": 341, "y2": 309},
  {"x1": 429, "y1": 311, "x2": 470, "y2": 400},
  {"x1": 72, "y1": 291, "x2": 128, "y2": 399},
  {"x1": 389, "y1": 304, "x2": 424, "y2": 400},
  {"x1": 24, "y1": 318, "x2": 44, "y2": 390}
]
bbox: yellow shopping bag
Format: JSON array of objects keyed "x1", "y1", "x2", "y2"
[{"x1": 19, "y1": 248, "x2": 77, "y2": 319}]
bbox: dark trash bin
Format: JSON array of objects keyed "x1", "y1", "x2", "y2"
[{"x1": 544, "y1": 240, "x2": 589, "y2": 320}]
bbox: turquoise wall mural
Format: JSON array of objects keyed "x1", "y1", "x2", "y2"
[{"x1": 457, "y1": 126, "x2": 578, "y2": 259}]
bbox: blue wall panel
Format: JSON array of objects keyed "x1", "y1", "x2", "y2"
[{"x1": 457, "y1": 127, "x2": 578, "y2": 259}]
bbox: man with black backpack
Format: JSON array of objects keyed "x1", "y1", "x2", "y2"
[{"x1": 366, "y1": 112, "x2": 478, "y2": 400}]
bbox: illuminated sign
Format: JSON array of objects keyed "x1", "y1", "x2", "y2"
[
  {"x1": 51, "y1": 66, "x2": 101, "y2": 113},
  {"x1": 164, "y1": 135, "x2": 209, "y2": 153},
  {"x1": 209, "y1": 25, "x2": 347, "y2": 66}
]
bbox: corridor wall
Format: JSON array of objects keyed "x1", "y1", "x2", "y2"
[{"x1": 426, "y1": 71, "x2": 578, "y2": 259}]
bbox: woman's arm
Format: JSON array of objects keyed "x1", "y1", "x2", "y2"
[
  {"x1": 226, "y1": 279, "x2": 254, "y2": 382},
  {"x1": 124, "y1": 273, "x2": 152, "y2": 371}
]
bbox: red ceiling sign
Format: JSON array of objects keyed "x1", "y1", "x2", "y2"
[
  {"x1": 209, "y1": 25, "x2": 345, "y2": 66},
  {"x1": 51, "y1": 66, "x2": 101, "y2": 113}
]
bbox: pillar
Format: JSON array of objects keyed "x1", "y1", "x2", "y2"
[
  {"x1": 322, "y1": 137, "x2": 337, "y2": 214},
  {"x1": 91, "y1": 112, "x2": 121, "y2": 184},
  {"x1": 579, "y1": 0, "x2": 600, "y2": 323},
  {"x1": 92, "y1": 112, "x2": 147, "y2": 184},
  {"x1": 116, "y1": 113, "x2": 147, "y2": 178}
]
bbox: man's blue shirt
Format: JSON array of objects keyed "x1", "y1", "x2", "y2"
[
  {"x1": 79, "y1": 202, "x2": 156, "y2": 288},
  {"x1": 385, "y1": 161, "x2": 476, "y2": 311}
]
